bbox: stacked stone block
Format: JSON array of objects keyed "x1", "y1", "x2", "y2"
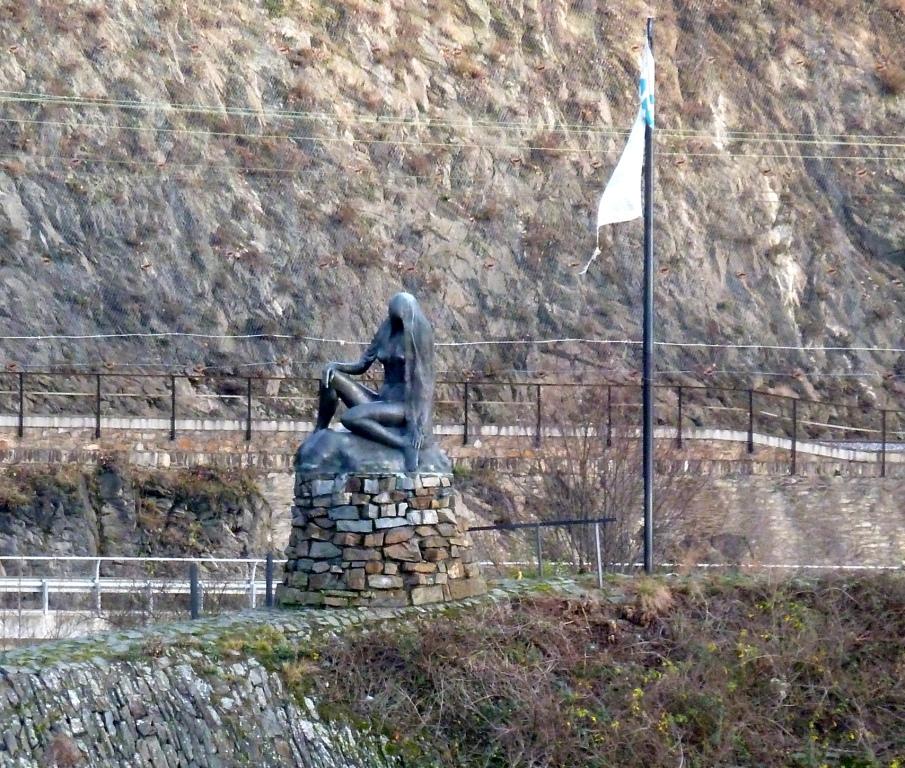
[{"x1": 278, "y1": 473, "x2": 485, "y2": 608}]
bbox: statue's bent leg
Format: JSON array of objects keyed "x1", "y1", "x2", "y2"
[
  {"x1": 316, "y1": 383, "x2": 339, "y2": 431},
  {"x1": 341, "y1": 402, "x2": 407, "y2": 450},
  {"x1": 316, "y1": 371, "x2": 378, "y2": 430}
]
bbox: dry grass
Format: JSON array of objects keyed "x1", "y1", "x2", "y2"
[
  {"x1": 41, "y1": 735, "x2": 83, "y2": 768},
  {"x1": 404, "y1": 151, "x2": 435, "y2": 176},
  {"x1": 0, "y1": 466, "x2": 82, "y2": 511},
  {"x1": 287, "y1": 79, "x2": 318, "y2": 104},
  {"x1": 310, "y1": 576, "x2": 905, "y2": 767},
  {"x1": 331, "y1": 201, "x2": 359, "y2": 226},
  {"x1": 83, "y1": 4, "x2": 106, "y2": 23},
  {"x1": 529, "y1": 131, "x2": 565, "y2": 162},
  {"x1": 625, "y1": 577, "x2": 675, "y2": 625},
  {"x1": 471, "y1": 198, "x2": 502, "y2": 222},
  {"x1": 876, "y1": 63, "x2": 905, "y2": 95},
  {"x1": 449, "y1": 54, "x2": 485, "y2": 81},
  {"x1": 0, "y1": 158, "x2": 24, "y2": 178},
  {"x1": 342, "y1": 244, "x2": 380, "y2": 268}
]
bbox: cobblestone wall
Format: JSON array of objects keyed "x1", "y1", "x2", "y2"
[
  {"x1": 0, "y1": 583, "x2": 533, "y2": 767},
  {"x1": 0, "y1": 655, "x2": 390, "y2": 768}
]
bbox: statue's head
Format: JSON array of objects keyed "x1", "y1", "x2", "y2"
[{"x1": 387, "y1": 292, "x2": 418, "y2": 327}]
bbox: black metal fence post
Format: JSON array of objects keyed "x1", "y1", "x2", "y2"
[
  {"x1": 265, "y1": 553, "x2": 275, "y2": 608},
  {"x1": 169, "y1": 375, "x2": 177, "y2": 441},
  {"x1": 790, "y1": 398, "x2": 797, "y2": 476},
  {"x1": 462, "y1": 381, "x2": 469, "y2": 445},
  {"x1": 676, "y1": 385, "x2": 683, "y2": 448},
  {"x1": 606, "y1": 385, "x2": 613, "y2": 448},
  {"x1": 245, "y1": 377, "x2": 252, "y2": 442},
  {"x1": 880, "y1": 409, "x2": 887, "y2": 478},
  {"x1": 17, "y1": 371, "x2": 24, "y2": 438},
  {"x1": 747, "y1": 389, "x2": 755, "y2": 454},
  {"x1": 189, "y1": 563, "x2": 200, "y2": 619},
  {"x1": 534, "y1": 384, "x2": 542, "y2": 447},
  {"x1": 94, "y1": 374, "x2": 102, "y2": 439}
]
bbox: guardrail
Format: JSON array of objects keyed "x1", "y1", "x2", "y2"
[
  {"x1": 0, "y1": 555, "x2": 286, "y2": 617},
  {"x1": 2, "y1": 512, "x2": 903, "y2": 644},
  {"x1": 0, "y1": 518, "x2": 619, "y2": 629}
]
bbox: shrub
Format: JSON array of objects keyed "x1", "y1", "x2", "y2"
[
  {"x1": 404, "y1": 152, "x2": 434, "y2": 177},
  {"x1": 876, "y1": 63, "x2": 905, "y2": 95},
  {"x1": 449, "y1": 55, "x2": 485, "y2": 80},
  {"x1": 83, "y1": 4, "x2": 106, "y2": 22},
  {"x1": 0, "y1": 158, "x2": 24, "y2": 178},
  {"x1": 311, "y1": 576, "x2": 905, "y2": 767},
  {"x1": 529, "y1": 130, "x2": 565, "y2": 162},
  {"x1": 263, "y1": 0, "x2": 284, "y2": 18}
]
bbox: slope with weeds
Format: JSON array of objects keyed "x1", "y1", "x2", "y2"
[{"x1": 310, "y1": 575, "x2": 905, "y2": 767}]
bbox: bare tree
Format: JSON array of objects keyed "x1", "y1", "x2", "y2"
[{"x1": 521, "y1": 386, "x2": 701, "y2": 571}]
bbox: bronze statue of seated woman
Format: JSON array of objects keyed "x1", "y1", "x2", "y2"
[{"x1": 296, "y1": 292, "x2": 450, "y2": 474}]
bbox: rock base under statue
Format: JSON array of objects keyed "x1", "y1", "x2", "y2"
[
  {"x1": 277, "y1": 472, "x2": 486, "y2": 608},
  {"x1": 295, "y1": 430, "x2": 451, "y2": 475}
]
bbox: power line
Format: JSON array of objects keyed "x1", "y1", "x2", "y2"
[
  {"x1": 657, "y1": 341, "x2": 905, "y2": 354},
  {"x1": 663, "y1": 151, "x2": 902, "y2": 163},
  {"x1": 3, "y1": 358, "x2": 902, "y2": 382},
  {"x1": 0, "y1": 330, "x2": 902, "y2": 354},
  {"x1": 1, "y1": 141, "x2": 900, "y2": 173},
  {"x1": 663, "y1": 369, "x2": 903, "y2": 380},
  {"x1": 1, "y1": 89, "x2": 903, "y2": 145}
]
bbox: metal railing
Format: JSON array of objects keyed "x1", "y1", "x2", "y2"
[
  {"x1": 470, "y1": 517, "x2": 616, "y2": 588},
  {"x1": 0, "y1": 554, "x2": 284, "y2": 618},
  {"x1": 0, "y1": 518, "x2": 619, "y2": 631},
  {"x1": 0, "y1": 369, "x2": 902, "y2": 465},
  {"x1": 2, "y1": 510, "x2": 903, "y2": 646}
]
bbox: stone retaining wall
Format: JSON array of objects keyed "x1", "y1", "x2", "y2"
[
  {"x1": 1, "y1": 422, "x2": 900, "y2": 475},
  {"x1": 278, "y1": 473, "x2": 485, "y2": 608},
  {"x1": 673, "y1": 475, "x2": 905, "y2": 566},
  {"x1": 0, "y1": 582, "x2": 543, "y2": 767}
]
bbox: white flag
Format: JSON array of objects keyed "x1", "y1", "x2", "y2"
[
  {"x1": 598, "y1": 37, "x2": 654, "y2": 227},
  {"x1": 596, "y1": 111, "x2": 645, "y2": 227},
  {"x1": 581, "y1": 37, "x2": 655, "y2": 274}
]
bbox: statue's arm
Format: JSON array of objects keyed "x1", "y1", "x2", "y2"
[
  {"x1": 324, "y1": 325, "x2": 383, "y2": 382},
  {"x1": 331, "y1": 350, "x2": 375, "y2": 376}
]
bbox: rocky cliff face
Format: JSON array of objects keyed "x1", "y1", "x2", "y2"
[
  {"x1": 0, "y1": 0, "x2": 902, "y2": 406},
  {"x1": 0, "y1": 465, "x2": 279, "y2": 572}
]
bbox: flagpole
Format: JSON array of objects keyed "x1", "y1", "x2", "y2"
[{"x1": 642, "y1": 17, "x2": 655, "y2": 574}]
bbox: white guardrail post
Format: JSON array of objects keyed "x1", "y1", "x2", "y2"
[{"x1": 93, "y1": 558, "x2": 101, "y2": 614}]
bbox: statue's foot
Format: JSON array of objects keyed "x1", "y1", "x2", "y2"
[{"x1": 403, "y1": 444, "x2": 419, "y2": 472}]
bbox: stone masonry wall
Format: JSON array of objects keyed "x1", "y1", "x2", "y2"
[
  {"x1": 278, "y1": 473, "x2": 485, "y2": 608},
  {"x1": 671, "y1": 475, "x2": 905, "y2": 567},
  {"x1": 0, "y1": 582, "x2": 541, "y2": 767}
]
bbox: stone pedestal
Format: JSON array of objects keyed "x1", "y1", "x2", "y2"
[{"x1": 277, "y1": 472, "x2": 486, "y2": 608}]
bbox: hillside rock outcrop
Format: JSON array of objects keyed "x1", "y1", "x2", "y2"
[
  {"x1": 0, "y1": 465, "x2": 280, "y2": 575},
  {"x1": 0, "y1": 1, "x2": 901, "y2": 406}
]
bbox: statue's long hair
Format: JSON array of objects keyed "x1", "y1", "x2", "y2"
[{"x1": 390, "y1": 293, "x2": 434, "y2": 456}]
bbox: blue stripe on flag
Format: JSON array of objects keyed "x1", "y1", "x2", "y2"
[
  {"x1": 639, "y1": 40, "x2": 655, "y2": 127},
  {"x1": 640, "y1": 80, "x2": 654, "y2": 127}
]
